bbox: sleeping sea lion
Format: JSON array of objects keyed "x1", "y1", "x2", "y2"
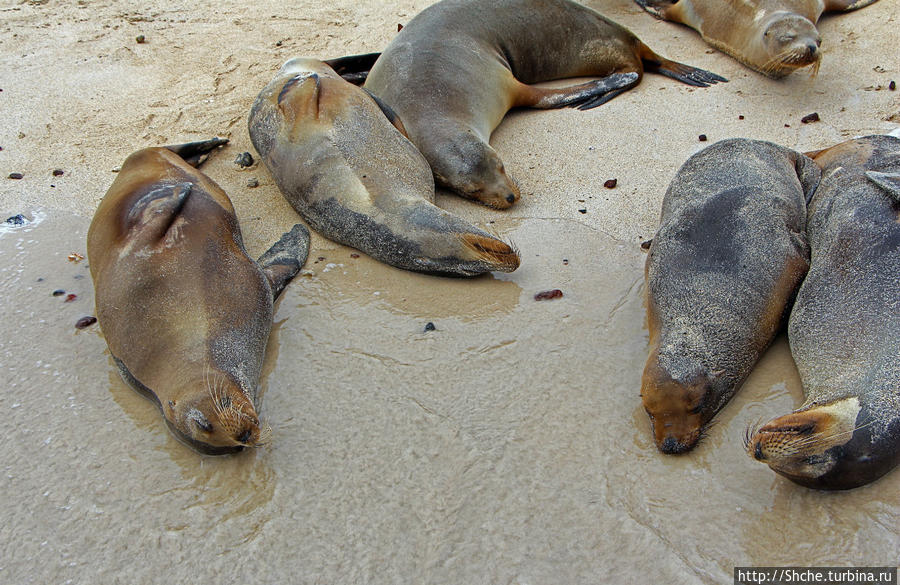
[
  {"x1": 635, "y1": 0, "x2": 881, "y2": 78},
  {"x1": 747, "y1": 135, "x2": 900, "y2": 489},
  {"x1": 87, "y1": 138, "x2": 311, "y2": 454},
  {"x1": 248, "y1": 57, "x2": 520, "y2": 277},
  {"x1": 331, "y1": 0, "x2": 726, "y2": 210},
  {"x1": 642, "y1": 138, "x2": 820, "y2": 454}
]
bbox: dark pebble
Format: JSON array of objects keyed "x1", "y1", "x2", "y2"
[
  {"x1": 65, "y1": 293, "x2": 78, "y2": 302},
  {"x1": 534, "y1": 289, "x2": 563, "y2": 301},
  {"x1": 603, "y1": 178, "x2": 617, "y2": 189},
  {"x1": 738, "y1": 115, "x2": 745, "y2": 120},
  {"x1": 578, "y1": 208, "x2": 587, "y2": 214},
  {"x1": 562, "y1": 259, "x2": 569, "y2": 265},
  {"x1": 784, "y1": 124, "x2": 791, "y2": 128},
  {"x1": 5, "y1": 214, "x2": 26, "y2": 225},
  {"x1": 698, "y1": 134, "x2": 708, "y2": 142},
  {"x1": 52, "y1": 169, "x2": 64, "y2": 176},
  {"x1": 75, "y1": 316, "x2": 97, "y2": 329},
  {"x1": 890, "y1": 80, "x2": 896, "y2": 91},
  {"x1": 52, "y1": 289, "x2": 65, "y2": 296},
  {"x1": 246, "y1": 177, "x2": 259, "y2": 188},
  {"x1": 234, "y1": 152, "x2": 254, "y2": 168},
  {"x1": 135, "y1": 35, "x2": 146, "y2": 44},
  {"x1": 350, "y1": 253, "x2": 360, "y2": 258},
  {"x1": 640, "y1": 239, "x2": 653, "y2": 251},
  {"x1": 800, "y1": 112, "x2": 820, "y2": 124},
  {"x1": 424, "y1": 322, "x2": 436, "y2": 332},
  {"x1": 8, "y1": 172, "x2": 23, "y2": 179}
]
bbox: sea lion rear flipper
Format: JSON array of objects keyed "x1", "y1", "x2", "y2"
[
  {"x1": 323, "y1": 52, "x2": 382, "y2": 85},
  {"x1": 824, "y1": 0, "x2": 881, "y2": 12},
  {"x1": 793, "y1": 151, "x2": 822, "y2": 203},
  {"x1": 865, "y1": 171, "x2": 900, "y2": 202},
  {"x1": 257, "y1": 223, "x2": 311, "y2": 300},
  {"x1": 362, "y1": 88, "x2": 410, "y2": 137},
  {"x1": 127, "y1": 182, "x2": 192, "y2": 238},
  {"x1": 516, "y1": 72, "x2": 640, "y2": 110},
  {"x1": 163, "y1": 137, "x2": 229, "y2": 167},
  {"x1": 639, "y1": 44, "x2": 728, "y2": 86},
  {"x1": 633, "y1": 0, "x2": 682, "y2": 20}
]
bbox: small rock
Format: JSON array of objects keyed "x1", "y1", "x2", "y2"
[
  {"x1": 738, "y1": 115, "x2": 745, "y2": 120},
  {"x1": 603, "y1": 178, "x2": 617, "y2": 189},
  {"x1": 65, "y1": 293, "x2": 78, "y2": 302},
  {"x1": 350, "y1": 253, "x2": 360, "y2": 259},
  {"x1": 234, "y1": 152, "x2": 254, "y2": 168},
  {"x1": 75, "y1": 316, "x2": 97, "y2": 329},
  {"x1": 246, "y1": 177, "x2": 259, "y2": 188},
  {"x1": 534, "y1": 289, "x2": 563, "y2": 301},
  {"x1": 890, "y1": 80, "x2": 896, "y2": 91},
  {"x1": 698, "y1": 134, "x2": 708, "y2": 142},
  {"x1": 52, "y1": 289, "x2": 65, "y2": 297},
  {"x1": 800, "y1": 112, "x2": 820, "y2": 124},
  {"x1": 5, "y1": 214, "x2": 26, "y2": 225},
  {"x1": 52, "y1": 169, "x2": 64, "y2": 176},
  {"x1": 135, "y1": 35, "x2": 146, "y2": 44},
  {"x1": 423, "y1": 322, "x2": 436, "y2": 332},
  {"x1": 640, "y1": 239, "x2": 653, "y2": 251},
  {"x1": 578, "y1": 208, "x2": 587, "y2": 214},
  {"x1": 8, "y1": 172, "x2": 23, "y2": 180},
  {"x1": 67, "y1": 252, "x2": 84, "y2": 263}
]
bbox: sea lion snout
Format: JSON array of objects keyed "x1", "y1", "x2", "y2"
[
  {"x1": 642, "y1": 366, "x2": 711, "y2": 453},
  {"x1": 166, "y1": 382, "x2": 267, "y2": 451}
]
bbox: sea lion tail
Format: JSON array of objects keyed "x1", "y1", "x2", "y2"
[{"x1": 163, "y1": 137, "x2": 229, "y2": 167}]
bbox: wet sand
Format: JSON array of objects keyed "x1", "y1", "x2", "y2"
[{"x1": 1, "y1": 1, "x2": 899, "y2": 583}]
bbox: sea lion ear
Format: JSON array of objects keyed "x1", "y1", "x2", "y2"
[
  {"x1": 257, "y1": 223, "x2": 311, "y2": 300},
  {"x1": 865, "y1": 170, "x2": 900, "y2": 202}
]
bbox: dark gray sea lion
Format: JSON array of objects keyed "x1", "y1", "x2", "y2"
[
  {"x1": 248, "y1": 57, "x2": 520, "y2": 277},
  {"x1": 747, "y1": 134, "x2": 900, "y2": 489},
  {"x1": 642, "y1": 138, "x2": 820, "y2": 454},
  {"x1": 87, "y1": 139, "x2": 310, "y2": 454},
  {"x1": 635, "y1": 0, "x2": 881, "y2": 78},
  {"x1": 340, "y1": 0, "x2": 725, "y2": 210}
]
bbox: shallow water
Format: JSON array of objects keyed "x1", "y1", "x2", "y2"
[{"x1": 2, "y1": 209, "x2": 897, "y2": 584}]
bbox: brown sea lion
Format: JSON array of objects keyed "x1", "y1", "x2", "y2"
[
  {"x1": 329, "y1": 0, "x2": 725, "y2": 210},
  {"x1": 87, "y1": 138, "x2": 311, "y2": 454},
  {"x1": 642, "y1": 138, "x2": 820, "y2": 454},
  {"x1": 635, "y1": 0, "x2": 881, "y2": 78},
  {"x1": 248, "y1": 57, "x2": 520, "y2": 277},
  {"x1": 747, "y1": 135, "x2": 900, "y2": 489}
]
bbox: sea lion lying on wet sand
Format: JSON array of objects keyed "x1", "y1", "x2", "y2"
[
  {"x1": 329, "y1": 0, "x2": 726, "y2": 210},
  {"x1": 87, "y1": 138, "x2": 310, "y2": 454},
  {"x1": 747, "y1": 134, "x2": 900, "y2": 489},
  {"x1": 635, "y1": 0, "x2": 881, "y2": 78},
  {"x1": 642, "y1": 138, "x2": 820, "y2": 454},
  {"x1": 249, "y1": 58, "x2": 520, "y2": 277}
]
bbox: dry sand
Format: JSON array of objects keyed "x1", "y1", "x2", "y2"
[{"x1": 1, "y1": 0, "x2": 898, "y2": 583}]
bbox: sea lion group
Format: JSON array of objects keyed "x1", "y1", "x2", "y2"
[{"x1": 87, "y1": 0, "x2": 895, "y2": 489}]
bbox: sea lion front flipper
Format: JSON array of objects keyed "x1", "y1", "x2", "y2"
[
  {"x1": 362, "y1": 88, "x2": 411, "y2": 138},
  {"x1": 823, "y1": 0, "x2": 881, "y2": 12},
  {"x1": 516, "y1": 72, "x2": 639, "y2": 110},
  {"x1": 866, "y1": 170, "x2": 900, "y2": 201},
  {"x1": 257, "y1": 223, "x2": 311, "y2": 300},
  {"x1": 323, "y1": 52, "x2": 382, "y2": 85},
  {"x1": 163, "y1": 137, "x2": 229, "y2": 168}
]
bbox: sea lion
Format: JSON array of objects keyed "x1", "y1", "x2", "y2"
[
  {"x1": 635, "y1": 0, "x2": 881, "y2": 78},
  {"x1": 746, "y1": 135, "x2": 900, "y2": 489},
  {"x1": 332, "y1": 0, "x2": 725, "y2": 210},
  {"x1": 248, "y1": 57, "x2": 520, "y2": 277},
  {"x1": 642, "y1": 138, "x2": 820, "y2": 454},
  {"x1": 87, "y1": 138, "x2": 311, "y2": 454}
]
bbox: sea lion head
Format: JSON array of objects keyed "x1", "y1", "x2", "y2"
[
  {"x1": 745, "y1": 397, "x2": 864, "y2": 488},
  {"x1": 641, "y1": 360, "x2": 725, "y2": 454},
  {"x1": 164, "y1": 376, "x2": 270, "y2": 454},
  {"x1": 760, "y1": 12, "x2": 821, "y2": 77},
  {"x1": 434, "y1": 134, "x2": 521, "y2": 210}
]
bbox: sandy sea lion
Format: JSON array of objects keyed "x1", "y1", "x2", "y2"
[
  {"x1": 87, "y1": 138, "x2": 311, "y2": 454},
  {"x1": 635, "y1": 0, "x2": 881, "y2": 78},
  {"x1": 747, "y1": 135, "x2": 900, "y2": 489},
  {"x1": 642, "y1": 138, "x2": 820, "y2": 454},
  {"x1": 332, "y1": 0, "x2": 725, "y2": 210},
  {"x1": 248, "y1": 58, "x2": 520, "y2": 277}
]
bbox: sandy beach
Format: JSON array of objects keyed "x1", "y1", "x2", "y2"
[{"x1": 1, "y1": 0, "x2": 898, "y2": 583}]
